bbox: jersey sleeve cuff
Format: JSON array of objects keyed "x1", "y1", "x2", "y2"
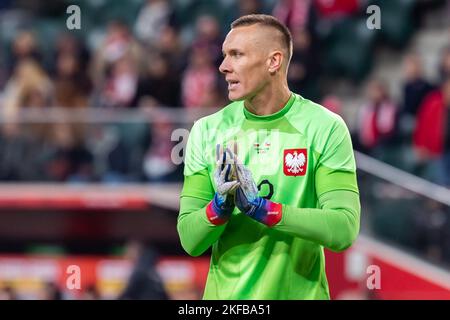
[{"x1": 205, "y1": 197, "x2": 233, "y2": 226}]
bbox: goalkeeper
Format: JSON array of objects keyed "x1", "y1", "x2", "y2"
[{"x1": 177, "y1": 14, "x2": 360, "y2": 300}]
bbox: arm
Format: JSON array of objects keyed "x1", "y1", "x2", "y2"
[
  {"x1": 275, "y1": 118, "x2": 361, "y2": 251},
  {"x1": 238, "y1": 167, "x2": 361, "y2": 252},
  {"x1": 177, "y1": 120, "x2": 238, "y2": 257},
  {"x1": 177, "y1": 169, "x2": 230, "y2": 257},
  {"x1": 274, "y1": 187, "x2": 360, "y2": 252}
]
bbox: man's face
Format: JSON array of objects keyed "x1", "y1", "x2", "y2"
[{"x1": 219, "y1": 25, "x2": 272, "y2": 101}]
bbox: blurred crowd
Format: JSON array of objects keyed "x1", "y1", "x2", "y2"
[
  {"x1": 350, "y1": 46, "x2": 450, "y2": 187},
  {"x1": 0, "y1": 0, "x2": 448, "y2": 186},
  {"x1": 0, "y1": 0, "x2": 374, "y2": 183}
]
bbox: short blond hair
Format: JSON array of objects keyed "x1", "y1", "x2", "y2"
[{"x1": 231, "y1": 14, "x2": 293, "y2": 61}]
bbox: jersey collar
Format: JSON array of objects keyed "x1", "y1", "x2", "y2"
[{"x1": 243, "y1": 93, "x2": 296, "y2": 121}]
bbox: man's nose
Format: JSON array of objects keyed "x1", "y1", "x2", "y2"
[{"x1": 219, "y1": 57, "x2": 231, "y2": 74}]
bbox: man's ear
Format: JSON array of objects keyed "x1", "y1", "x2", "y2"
[{"x1": 268, "y1": 51, "x2": 283, "y2": 74}]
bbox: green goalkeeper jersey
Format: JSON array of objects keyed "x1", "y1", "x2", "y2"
[{"x1": 178, "y1": 93, "x2": 360, "y2": 300}]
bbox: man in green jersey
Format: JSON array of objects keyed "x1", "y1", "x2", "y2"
[{"x1": 177, "y1": 14, "x2": 360, "y2": 299}]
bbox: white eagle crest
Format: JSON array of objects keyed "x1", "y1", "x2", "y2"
[{"x1": 285, "y1": 151, "x2": 306, "y2": 174}]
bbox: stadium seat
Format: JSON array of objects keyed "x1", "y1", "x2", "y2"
[
  {"x1": 173, "y1": 0, "x2": 225, "y2": 29},
  {"x1": 323, "y1": 18, "x2": 378, "y2": 81},
  {"x1": 78, "y1": 0, "x2": 144, "y2": 27},
  {"x1": 371, "y1": 0, "x2": 416, "y2": 47}
]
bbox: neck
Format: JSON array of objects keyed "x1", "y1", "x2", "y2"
[{"x1": 244, "y1": 82, "x2": 291, "y2": 116}]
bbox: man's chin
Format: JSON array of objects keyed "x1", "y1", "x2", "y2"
[{"x1": 228, "y1": 92, "x2": 246, "y2": 102}]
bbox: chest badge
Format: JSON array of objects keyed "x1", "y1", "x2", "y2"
[{"x1": 283, "y1": 149, "x2": 307, "y2": 176}]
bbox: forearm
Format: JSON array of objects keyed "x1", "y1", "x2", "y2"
[
  {"x1": 177, "y1": 195, "x2": 228, "y2": 257},
  {"x1": 273, "y1": 190, "x2": 360, "y2": 252}
]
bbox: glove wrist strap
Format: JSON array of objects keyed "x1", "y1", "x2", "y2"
[
  {"x1": 206, "y1": 193, "x2": 234, "y2": 225},
  {"x1": 247, "y1": 198, "x2": 283, "y2": 227}
]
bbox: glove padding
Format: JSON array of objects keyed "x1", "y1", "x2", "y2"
[
  {"x1": 206, "y1": 144, "x2": 239, "y2": 225},
  {"x1": 214, "y1": 144, "x2": 239, "y2": 207}
]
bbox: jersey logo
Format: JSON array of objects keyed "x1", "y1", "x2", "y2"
[{"x1": 283, "y1": 149, "x2": 307, "y2": 176}]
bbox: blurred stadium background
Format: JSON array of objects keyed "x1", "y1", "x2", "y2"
[{"x1": 0, "y1": 0, "x2": 449, "y2": 300}]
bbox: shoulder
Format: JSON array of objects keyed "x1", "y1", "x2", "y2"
[
  {"x1": 290, "y1": 94, "x2": 349, "y2": 134},
  {"x1": 193, "y1": 100, "x2": 244, "y2": 129},
  {"x1": 288, "y1": 94, "x2": 352, "y2": 157}
]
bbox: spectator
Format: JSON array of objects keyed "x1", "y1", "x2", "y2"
[
  {"x1": 132, "y1": 52, "x2": 181, "y2": 108},
  {"x1": 3, "y1": 58, "x2": 54, "y2": 116},
  {"x1": 52, "y1": 34, "x2": 92, "y2": 108},
  {"x1": 86, "y1": 125, "x2": 134, "y2": 184},
  {"x1": 54, "y1": 52, "x2": 92, "y2": 108},
  {"x1": 0, "y1": 59, "x2": 54, "y2": 181},
  {"x1": 401, "y1": 53, "x2": 434, "y2": 116},
  {"x1": 155, "y1": 25, "x2": 186, "y2": 74},
  {"x1": 288, "y1": 28, "x2": 320, "y2": 100},
  {"x1": 134, "y1": 0, "x2": 176, "y2": 46},
  {"x1": 273, "y1": 0, "x2": 313, "y2": 31},
  {"x1": 118, "y1": 241, "x2": 169, "y2": 300},
  {"x1": 142, "y1": 114, "x2": 179, "y2": 182},
  {"x1": 91, "y1": 20, "x2": 144, "y2": 90},
  {"x1": 102, "y1": 137, "x2": 133, "y2": 183},
  {"x1": 7, "y1": 30, "x2": 42, "y2": 76},
  {"x1": 356, "y1": 79, "x2": 398, "y2": 154},
  {"x1": 98, "y1": 55, "x2": 139, "y2": 108},
  {"x1": 53, "y1": 33, "x2": 90, "y2": 73},
  {"x1": 44, "y1": 123, "x2": 94, "y2": 182},
  {"x1": 413, "y1": 78, "x2": 450, "y2": 163},
  {"x1": 191, "y1": 15, "x2": 223, "y2": 68},
  {"x1": 181, "y1": 44, "x2": 220, "y2": 108},
  {"x1": 0, "y1": 120, "x2": 47, "y2": 180}
]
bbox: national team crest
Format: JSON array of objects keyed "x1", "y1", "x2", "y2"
[{"x1": 283, "y1": 149, "x2": 307, "y2": 176}]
